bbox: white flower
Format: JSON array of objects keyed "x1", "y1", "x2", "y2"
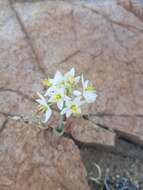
[
  {"x1": 44, "y1": 85, "x2": 59, "y2": 97},
  {"x1": 81, "y1": 75, "x2": 97, "y2": 103},
  {"x1": 44, "y1": 71, "x2": 65, "y2": 96},
  {"x1": 48, "y1": 87, "x2": 68, "y2": 110},
  {"x1": 36, "y1": 92, "x2": 52, "y2": 123},
  {"x1": 61, "y1": 97, "x2": 83, "y2": 118},
  {"x1": 50, "y1": 70, "x2": 64, "y2": 86},
  {"x1": 64, "y1": 68, "x2": 80, "y2": 86},
  {"x1": 36, "y1": 68, "x2": 98, "y2": 128},
  {"x1": 43, "y1": 71, "x2": 64, "y2": 90},
  {"x1": 73, "y1": 90, "x2": 82, "y2": 96}
]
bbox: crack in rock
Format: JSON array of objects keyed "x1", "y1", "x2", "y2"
[
  {"x1": 0, "y1": 118, "x2": 8, "y2": 134},
  {"x1": 0, "y1": 87, "x2": 34, "y2": 102},
  {"x1": 84, "y1": 113, "x2": 143, "y2": 117},
  {"x1": 118, "y1": 0, "x2": 143, "y2": 22},
  {"x1": 8, "y1": 0, "x2": 47, "y2": 77},
  {"x1": 83, "y1": 4, "x2": 143, "y2": 32},
  {"x1": 0, "y1": 111, "x2": 32, "y2": 124}
]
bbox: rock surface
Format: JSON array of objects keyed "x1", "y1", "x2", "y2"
[
  {"x1": 0, "y1": 114, "x2": 7, "y2": 132},
  {"x1": 90, "y1": 115, "x2": 143, "y2": 145},
  {"x1": 118, "y1": 0, "x2": 143, "y2": 21},
  {"x1": 70, "y1": 117, "x2": 116, "y2": 148},
  {"x1": 0, "y1": 120, "x2": 89, "y2": 190}
]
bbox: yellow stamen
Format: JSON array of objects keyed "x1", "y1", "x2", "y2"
[
  {"x1": 53, "y1": 94, "x2": 62, "y2": 102},
  {"x1": 85, "y1": 84, "x2": 95, "y2": 92},
  {"x1": 57, "y1": 81, "x2": 65, "y2": 88},
  {"x1": 38, "y1": 105, "x2": 48, "y2": 112},
  {"x1": 67, "y1": 76, "x2": 75, "y2": 85},
  {"x1": 42, "y1": 79, "x2": 52, "y2": 87},
  {"x1": 71, "y1": 104, "x2": 78, "y2": 113}
]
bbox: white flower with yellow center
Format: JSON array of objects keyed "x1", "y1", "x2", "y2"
[
  {"x1": 44, "y1": 85, "x2": 59, "y2": 97},
  {"x1": 50, "y1": 70, "x2": 64, "y2": 86},
  {"x1": 35, "y1": 67, "x2": 98, "y2": 135},
  {"x1": 44, "y1": 71, "x2": 65, "y2": 96},
  {"x1": 61, "y1": 97, "x2": 83, "y2": 118},
  {"x1": 48, "y1": 87, "x2": 67, "y2": 110},
  {"x1": 64, "y1": 68, "x2": 80, "y2": 88},
  {"x1": 36, "y1": 92, "x2": 52, "y2": 123},
  {"x1": 43, "y1": 71, "x2": 64, "y2": 88},
  {"x1": 82, "y1": 75, "x2": 97, "y2": 103}
]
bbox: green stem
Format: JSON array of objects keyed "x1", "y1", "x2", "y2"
[
  {"x1": 59, "y1": 114, "x2": 64, "y2": 129},
  {"x1": 55, "y1": 101, "x2": 66, "y2": 136},
  {"x1": 56, "y1": 114, "x2": 64, "y2": 135}
]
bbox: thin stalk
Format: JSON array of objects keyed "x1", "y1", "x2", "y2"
[
  {"x1": 56, "y1": 114, "x2": 65, "y2": 135},
  {"x1": 59, "y1": 114, "x2": 64, "y2": 130}
]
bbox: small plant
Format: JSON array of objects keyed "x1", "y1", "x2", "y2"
[{"x1": 35, "y1": 68, "x2": 97, "y2": 135}]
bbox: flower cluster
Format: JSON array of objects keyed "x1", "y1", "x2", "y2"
[{"x1": 36, "y1": 68, "x2": 97, "y2": 134}]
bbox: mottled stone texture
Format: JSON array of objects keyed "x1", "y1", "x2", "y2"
[
  {"x1": 70, "y1": 117, "x2": 116, "y2": 147},
  {"x1": 1, "y1": 0, "x2": 143, "y2": 189},
  {"x1": 118, "y1": 0, "x2": 143, "y2": 21},
  {"x1": 0, "y1": 120, "x2": 89, "y2": 190}
]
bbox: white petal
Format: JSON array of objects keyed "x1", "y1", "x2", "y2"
[
  {"x1": 42, "y1": 108, "x2": 52, "y2": 123},
  {"x1": 66, "y1": 110, "x2": 72, "y2": 118},
  {"x1": 36, "y1": 92, "x2": 47, "y2": 105},
  {"x1": 75, "y1": 76, "x2": 80, "y2": 84},
  {"x1": 37, "y1": 92, "x2": 45, "y2": 101},
  {"x1": 58, "y1": 87, "x2": 65, "y2": 95},
  {"x1": 48, "y1": 96, "x2": 53, "y2": 103},
  {"x1": 73, "y1": 90, "x2": 81, "y2": 96},
  {"x1": 44, "y1": 91, "x2": 49, "y2": 97},
  {"x1": 81, "y1": 74, "x2": 84, "y2": 85},
  {"x1": 74, "y1": 97, "x2": 82, "y2": 105},
  {"x1": 55, "y1": 71, "x2": 62, "y2": 79},
  {"x1": 77, "y1": 107, "x2": 81, "y2": 114},
  {"x1": 61, "y1": 107, "x2": 71, "y2": 118},
  {"x1": 44, "y1": 87, "x2": 56, "y2": 96},
  {"x1": 61, "y1": 108, "x2": 68, "y2": 115},
  {"x1": 57, "y1": 101, "x2": 64, "y2": 110},
  {"x1": 81, "y1": 75, "x2": 89, "y2": 89},
  {"x1": 54, "y1": 71, "x2": 63, "y2": 85},
  {"x1": 84, "y1": 92, "x2": 97, "y2": 103},
  {"x1": 69, "y1": 68, "x2": 75, "y2": 76},
  {"x1": 84, "y1": 80, "x2": 89, "y2": 89},
  {"x1": 64, "y1": 96, "x2": 71, "y2": 101},
  {"x1": 36, "y1": 99, "x2": 44, "y2": 105},
  {"x1": 65, "y1": 99, "x2": 72, "y2": 107}
]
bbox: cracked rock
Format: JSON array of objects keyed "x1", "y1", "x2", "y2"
[
  {"x1": 70, "y1": 117, "x2": 116, "y2": 148},
  {"x1": 0, "y1": 120, "x2": 90, "y2": 190},
  {"x1": 118, "y1": 0, "x2": 143, "y2": 21},
  {"x1": 90, "y1": 116, "x2": 143, "y2": 145}
]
